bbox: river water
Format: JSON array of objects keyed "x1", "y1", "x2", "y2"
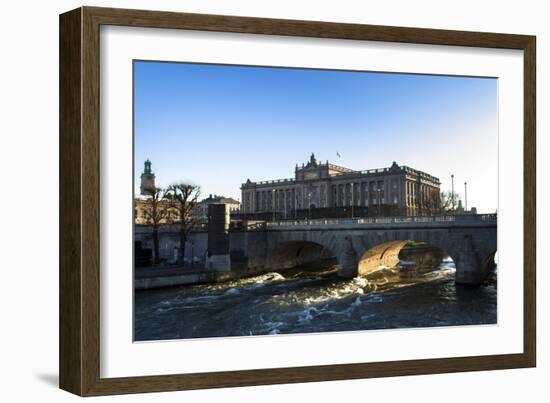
[{"x1": 134, "y1": 261, "x2": 497, "y2": 341}]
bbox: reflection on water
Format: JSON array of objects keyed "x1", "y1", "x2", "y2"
[{"x1": 134, "y1": 259, "x2": 497, "y2": 341}]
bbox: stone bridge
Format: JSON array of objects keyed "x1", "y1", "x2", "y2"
[{"x1": 228, "y1": 214, "x2": 497, "y2": 286}]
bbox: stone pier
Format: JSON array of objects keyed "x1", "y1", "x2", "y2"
[{"x1": 207, "y1": 203, "x2": 231, "y2": 272}]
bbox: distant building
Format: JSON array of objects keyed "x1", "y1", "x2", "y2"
[
  {"x1": 135, "y1": 159, "x2": 179, "y2": 225},
  {"x1": 195, "y1": 194, "x2": 240, "y2": 222},
  {"x1": 134, "y1": 160, "x2": 240, "y2": 225},
  {"x1": 240, "y1": 153, "x2": 441, "y2": 218},
  {"x1": 134, "y1": 194, "x2": 179, "y2": 225},
  {"x1": 455, "y1": 200, "x2": 478, "y2": 215}
]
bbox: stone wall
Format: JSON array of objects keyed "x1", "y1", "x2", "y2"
[{"x1": 134, "y1": 225, "x2": 208, "y2": 264}]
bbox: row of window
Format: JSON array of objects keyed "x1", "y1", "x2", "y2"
[{"x1": 244, "y1": 178, "x2": 439, "y2": 212}]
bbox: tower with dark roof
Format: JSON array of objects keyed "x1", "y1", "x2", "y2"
[{"x1": 140, "y1": 159, "x2": 156, "y2": 196}]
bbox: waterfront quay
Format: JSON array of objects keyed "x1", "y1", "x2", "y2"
[{"x1": 135, "y1": 265, "x2": 237, "y2": 290}]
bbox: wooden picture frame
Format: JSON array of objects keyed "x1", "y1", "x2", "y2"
[{"x1": 59, "y1": 6, "x2": 536, "y2": 396}]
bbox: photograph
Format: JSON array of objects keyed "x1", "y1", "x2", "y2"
[{"x1": 132, "y1": 60, "x2": 498, "y2": 342}]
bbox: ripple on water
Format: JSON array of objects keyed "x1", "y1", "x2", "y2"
[{"x1": 134, "y1": 263, "x2": 496, "y2": 341}]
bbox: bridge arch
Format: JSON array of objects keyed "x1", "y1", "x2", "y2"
[
  {"x1": 356, "y1": 240, "x2": 452, "y2": 277},
  {"x1": 267, "y1": 240, "x2": 337, "y2": 271},
  {"x1": 481, "y1": 249, "x2": 498, "y2": 282}
]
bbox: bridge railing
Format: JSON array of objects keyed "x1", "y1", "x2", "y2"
[{"x1": 259, "y1": 214, "x2": 497, "y2": 229}]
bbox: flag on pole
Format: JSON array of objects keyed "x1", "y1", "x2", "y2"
[{"x1": 336, "y1": 151, "x2": 341, "y2": 158}]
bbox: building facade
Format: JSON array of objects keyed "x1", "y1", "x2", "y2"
[
  {"x1": 240, "y1": 153, "x2": 440, "y2": 218},
  {"x1": 196, "y1": 194, "x2": 240, "y2": 222},
  {"x1": 134, "y1": 195, "x2": 178, "y2": 225}
]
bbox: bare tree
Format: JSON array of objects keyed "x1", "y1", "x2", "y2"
[
  {"x1": 441, "y1": 190, "x2": 462, "y2": 213},
  {"x1": 141, "y1": 187, "x2": 169, "y2": 265},
  {"x1": 420, "y1": 189, "x2": 440, "y2": 216},
  {"x1": 423, "y1": 190, "x2": 462, "y2": 215},
  {"x1": 166, "y1": 182, "x2": 201, "y2": 264}
]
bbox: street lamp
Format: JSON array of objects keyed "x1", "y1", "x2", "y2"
[
  {"x1": 294, "y1": 193, "x2": 297, "y2": 219},
  {"x1": 190, "y1": 241, "x2": 194, "y2": 269},
  {"x1": 464, "y1": 182, "x2": 468, "y2": 212},
  {"x1": 451, "y1": 174, "x2": 455, "y2": 211},
  {"x1": 272, "y1": 189, "x2": 276, "y2": 222},
  {"x1": 308, "y1": 191, "x2": 312, "y2": 221},
  {"x1": 284, "y1": 189, "x2": 287, "y2": 220},
  {"x1": 377, "y1": 188, "x2": 381, "y2": 217},
  {"x1": 351, "y1": 183, "x2": 355, "y2": 219}
]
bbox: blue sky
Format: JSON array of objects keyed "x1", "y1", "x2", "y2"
[{"x1": 134, "y1": 61, "x2": 498, "y2": 212}]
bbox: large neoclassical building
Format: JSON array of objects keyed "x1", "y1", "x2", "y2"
[{"x1": 240, "y1": 154, "x2": 440, "y2": 218}]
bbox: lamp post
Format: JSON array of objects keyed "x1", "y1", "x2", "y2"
[
  {"x1": 451, "y1": 174, "x2": 455, "y2": 211},
  {"x1": 308, "y1": 191, "x2": 312, "y2": 221},
  {"x1": 294, "y1": 192, "x2": 297, "y2": 219},
  {"x1": 284, "y1": 190, "x2": 287, "y2": 220},
  {"x1": 190, "y1": 241, "x2": 194, "y2": 269},
  {"x1": 377, "y1": 188, "x2": 381, "y2": 217},
  {"x1": 464, "y1": 182, "x2": 468, "y2": 212},
  {"x1": 272, "y1": 189, "x2": 276, "y2": 222},
  {"x1": 351, "y1": 183, "x2": 355, "y2": 219}
]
